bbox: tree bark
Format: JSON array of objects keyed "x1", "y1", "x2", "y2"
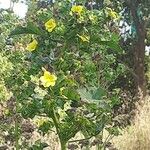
[{"x1": 130, "y1": 0, "x2": 146, "y2": 98}]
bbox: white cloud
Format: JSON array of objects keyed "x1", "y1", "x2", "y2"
[{"x1": 0, "y1": 0, "x2": 28, "y2": 18}]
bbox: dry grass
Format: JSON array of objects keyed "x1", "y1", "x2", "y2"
[{"x1": 113, "y1": 96, "x2": 150, "y2": 150}]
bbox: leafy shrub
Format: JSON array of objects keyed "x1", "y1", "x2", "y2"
[{"x1": 1, "y1": 1, "x2": 125, "y2": 149}]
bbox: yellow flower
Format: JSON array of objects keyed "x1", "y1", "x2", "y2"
[
  {"x1": 26, "y1": 39, "x2": 38, "y2": 52},
  {"x1": 40, "y1": 70, "x2": 57, "y2": 87},
  {"x1": 71, "y1": 5, "x2": 83, "y2": 15},
  {"x1": 106, "y1": 7, "x2": 119, "y2": 20},
  {"x1": 45, "y1": 19, "x2": 56, "y2": 32},
  {"x1": 77, "y1": 34, "x2": 90, "y2": 42}
]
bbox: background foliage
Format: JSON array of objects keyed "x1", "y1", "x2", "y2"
[{"x1": 0, "y1": 0, "x2": 149, "y2": 150}]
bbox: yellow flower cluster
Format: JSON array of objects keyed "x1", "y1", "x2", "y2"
[
  {"x1": 45, "y1": 18, "x2": 57, "y2": 32},
  {"x1": 26, "y1": 39, "x2": 38, "y2": 52},
  {"x1": 71, "y1": 5, "x2": 83, "y2": 15},
  {"x1": 26, "y1": 19, "x2": 57, "y2": 52},
  {"x1": 40, "y1": 69, "x2": 57, "y2": 88}
]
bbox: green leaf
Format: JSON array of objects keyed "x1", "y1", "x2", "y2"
[
  {"x1": 62, "y1": 88, "x2": 80, "y2": 101},
  {"x1": 100, "y1": 40, "x2": 122, "y2": 53},
  {"x1": 91, "y1": 33, "x2": 123, "y2": 53},
  {"x1": 38, "y1": 121, "x2": 54, "y2": 135},
  {"x1": 78, "y1": 87, "x2": 106, "y2": 102},
  {"x1": 10, "y1": 22, "x2": 43, "y2": 36},
  {"x1": 92, "y1": 87, "x2": 106, "y2": 100},
  {"x1": 21, "y1": 100, "x2": 42, "y2": 119}
]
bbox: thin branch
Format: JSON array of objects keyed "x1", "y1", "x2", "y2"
[{"x1": 68, "y1": 132, "x2": 100, "y2": 143}]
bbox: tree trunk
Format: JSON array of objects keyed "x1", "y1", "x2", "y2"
[{"x1": 130, "y1": 0, "x2": 146, "y2": 99}]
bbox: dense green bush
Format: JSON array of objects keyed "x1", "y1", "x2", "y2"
[{"x1": 0, "y1": 1, "x2": 125, "y2": 150}]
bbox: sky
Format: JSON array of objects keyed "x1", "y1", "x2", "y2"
[{"x1": 0, "y1": 0, "x2": 28, "y2": 18}]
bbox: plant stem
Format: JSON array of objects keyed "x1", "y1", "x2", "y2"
[
  {"x1": 60, "y1": 141, "x2": 67, "y2": 150},
  {"x1": 51, "y1": 107, "x2": 66, "y2": 150},
  {"x1": 15, "y1": 119, "x2": 19, "y2": 150},
  {"x1": 15, "y1": 98, "x2": 19, "y2": 150}
]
